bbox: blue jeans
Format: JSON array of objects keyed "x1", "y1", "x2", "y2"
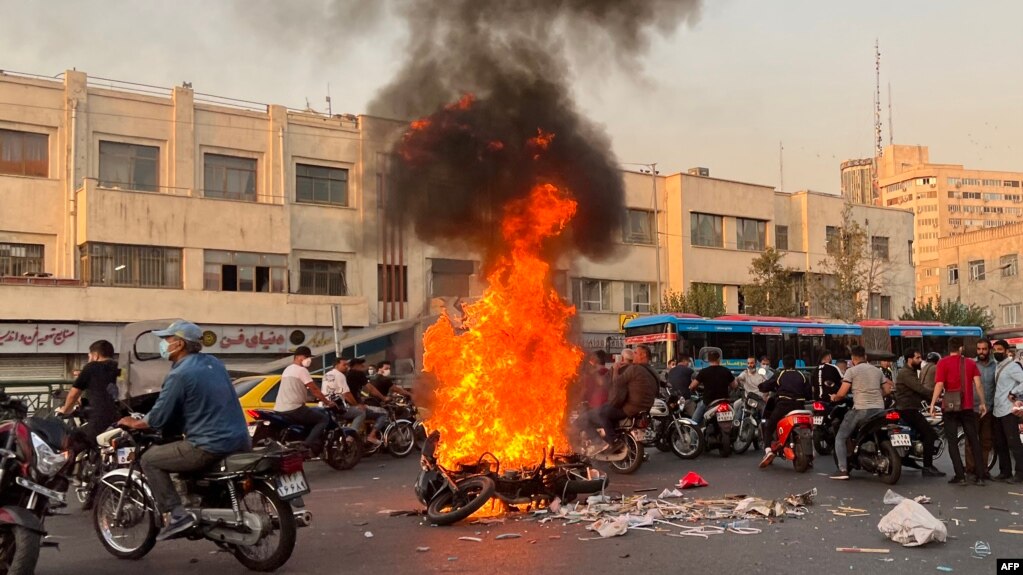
[
  {"x1": 835, "y1": 408, "x2": 884, "y2": 471},
  {"x1": 367, "y1": 406, "x2": 389, "y2": 433},
  {"x1": 693, "y1": 401, "x2": 708, "y2": 425},
  {"x1": 589, "y1": 405, "x2": 628, "y2": 444},
  {"x1": 339, "y1": 406, "x2": 366, "y2": 431}
]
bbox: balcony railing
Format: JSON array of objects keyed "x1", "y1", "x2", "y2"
[
  {"x1": 77, "y1": 178, "x2": 284, "y2": 205},
  {"x1": 0, "y1": 276, "x2": 83, "y2": 287}
]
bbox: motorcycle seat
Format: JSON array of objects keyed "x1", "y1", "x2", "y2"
[
  {"x1": 785, "y1": 410, "x2": 812, "y2": 417},
  {"x1": 617, "y1": 411, "x2": 648, "y2": 428},
  {"x1": 217, "y1": 443, "x2": 289, "y2": 473}
]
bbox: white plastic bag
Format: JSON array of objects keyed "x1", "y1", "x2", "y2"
[{"x1": 877, "y1": 499, "x2": 947, "y2": 547}]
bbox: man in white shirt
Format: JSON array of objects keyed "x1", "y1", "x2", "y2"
[
  {"x1": 275, "y1": 346, "x2": 335, "y2": 455},
  {"x1": 322, "y1": 357, "x2": 366, "y2": 431}
]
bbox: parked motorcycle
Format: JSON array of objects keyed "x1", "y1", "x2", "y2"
[
  {"x1": 832, "y1": 408, "x2": 909, "y2": 484},
  {"x1": 92, "y1": 427, "x2": 304, "y2": 571},
  {"x1": 0, "y1": 392, "x2": 81, "y2": 575},
  {"x1": 248, "y1": 406, "x2": 362, "y2": 470},
  {"x1": 811, "y1": 398, "x2": 852, "y2": 456},
  {"x1": 763, "y1": 405, "x2": 815, "y2": 472},
  {"x1": 416, "y1": 431, "x2": 605, "y2": 525},
  {"x1": 665, "y1": 397, "x2": 704, "y2": 460},
  {"x1": 693, "y1": 396, "x2": 737, "y2": 458},
  {"x1": 733, "y1": 391, "x2": 766, "y2": 454}
]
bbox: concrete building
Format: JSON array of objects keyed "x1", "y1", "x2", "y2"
[
  {"x1": 874, "y1": 144, "x2": 1023, "y2": 301},
  {"x1": 937, "y1": 221, "x2": 1023, "y2": 331},
  {"x1": 0, "y1": 69, "x2": 660, "y2": 379},
  {"x1": 841, "y1": 158, "x2": 875, "y2": 205}
]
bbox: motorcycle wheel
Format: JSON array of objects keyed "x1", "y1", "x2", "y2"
[
  {"x1": 427, "y1": 476, "x2": 496, "y2": 526},
  {"x1": 231, "y1": 481, "x2": 297, "y2": 572},
  {"x1": 793, "y1": 432, "x2": 813, "y2": 473},
  {"x1": 812, "y1": 427, "x2": 833, "y2": 456},
  {"x1": 0, "y1": 525, "x2": 41, "y2": 575},
  {"x1": 385, "y1": 422, "x2": 415, "y2": 458},
  {"x1": 609, "y1": 435, "x2": 644, "y2": 474},
  {"x1": 718, "y1": 428, "x2": 732, "y2": 458},
  {"x1": 669, "y1": 421, "x2": 703, "y2": 460},
  {"x1": 324, "y1": 432, "x2": 362, "y2": 471},
  {"x1": 93, "y1": 476, "x2": 159, "y2": 560},
  {"x1": 878, "y1": 440, "x2": 902, "y2": 485},
  {"x1": 734, "y1": 417, "x2": 755, "y2": 454}
]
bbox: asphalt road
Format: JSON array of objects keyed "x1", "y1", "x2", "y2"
[{"x1": 37, "y1": 446, "x2": 1023, "y2": 575}]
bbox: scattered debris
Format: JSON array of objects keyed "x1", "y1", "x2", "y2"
[
  {"x1": 985, "y1": 505, "x2": 1011, "y2": 513},
  {"x1": 447, "y1": 557, "x2": 458, "y2": 562},
  {"x1": 470, "y1": 517, "x2": 506, "y2": 526},
  {"x1": 353, "y1": 521, "x2": 369, "y2": 526},
  {"x1": 878, "y1": 500, "x2": 947, "y2": 547},
  {"x1": 836, "y1": 547, "x2": 889, "y2": 553},
  {"x1": 1008, "y1": 492, "x2": 1023, "y2": 497},
  {"x1": 364, "y1": 531, "x2": 374, "y2": 538},
  {"x1": 416, "y1": 547, "x2": 430, "y2": 553},
  {"x1": 999, "y1": 529, "x2": 1023, "y2": 535},
  {"x1": 936, "y1": 566, "x2": 953, "y2": 573},
  {"x1": 495, "y1": 533, "x2": 522, "y2": 540},
  {"x1": 587, "y1": 516, "x2": 630, "y2": 538},
  {"x1": 619, "y1": 554, "x2": 630, "y2": 559},
  {"x1": 678, "y1": 472, "x2": 708, "y2": 489},
  {"x1": 458, "y1": 536, "x2": 483, "y2": 542},
  {"x1": 377, "y1": 509, "x2": 397, "y2": 515},
  {"x1": 658, "y1": 488, "x2": 685, "y2": 499},
  {"x1": 971, "y1": 541, "x2": 991, "y2": 559},
  {"x1": 633, "y1": 488, "x2": 659, "y2": 493}
]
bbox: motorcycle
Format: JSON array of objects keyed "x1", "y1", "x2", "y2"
[
  {"x1": 832, "y1": 408, "x2": 909, "y2": 484},
  {"x1": 0, "y1": 392, "x2": 78, "y2": 575},
  {"x1": 693, "y1": 396, "x2": 736, "y2": 458},
  {"x1": 763, "y1": 404, "x2": 815, "y2": 472},
  {"x1": 900, "y1": 401, "x2": 948, "y2": 469},
  {"x1": 631, "y1": 395, "x2": 673, "y2": 453},
  {"x1": 248, "y1": 405, "x2": 362, "y2": 471},
  {"x1": 354, "y1": 398, "x2": 416, "y2": 459},
  {"x1": 416, "y1": 431, "x2": 606, "y2": 526},
  {"x1": 664, "y1": 396, "x2": 703, "y2": 460},
  {"x1": 733, "y1": 391, "x2": 767, "y2": 454},
  {"x1": 811, "y1": 398, "x2": 852, "y2": 456},
  {"x1": 92, "y1": 428, "x2": 305, "y2": 571}
]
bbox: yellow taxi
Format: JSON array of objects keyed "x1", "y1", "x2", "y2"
[{"x1": 234, "y1": 375, "x2": 322, "y2": 423}]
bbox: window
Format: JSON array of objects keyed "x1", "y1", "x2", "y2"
[
  {"x1": 80, "y1": 243, "x2": 182, "y2": 288},
  {"x1": 736, "y1": 218, "x2": 766, "y2": 251},
  {"x1": 624, "y1": 282, "x2": 652, "y2": 313},
  {"x1": 825, "y1": 226, "x2": 839, "y2": 249},
  {"x1": 868, "y1": 293, "x2": 893, "y2": 319},
  {"x1": 378, "y1": 264, "x2": 409, "y2": 302},
  {"x1": 690, "y1": 213, "x2": 723, "y2": 247},
  {"x1": 204, "y1": 250, "x2": 286, "y2": 293},
  {"x1": 871, "y1": 236, "x2": 889, "y2": 260},
  {"x1": 431, "y1": 258, "x2": 475, "y2": 297},
  {"x1": 622, "y1": 209, "x2": 654, "y2": 244},
  {"x1": 1004, "y1": 304, "x2": 1021, "y2": 326},
  {"x1": 774, "y1": 225, "x2": 789, "y2": 251},
  {"x1": 296, "y1": 164, "x2": 349, "y2": 206},
  {"x1": 204, "y1": 154, "x2": 256, "y2": 201},
  {"x1": 908, "y1": 240, "x2": 914, "y2": 265},
  {"x1": 0, "y1": 129, "x2": 48, "y2": 177},
  {"x1": 98, "y1": 141, "x2": 159, "y2": 192},
  {"x1": 1001, "y1": 254, "x2": 1018, "y2": 277},
  {"x1": 0, "y1": 243, "x2": 43, "y2": 276},
  {"x1": 969, "y1": 259, "x2": 986, "y2": 281},
  {"x1": 571, "y1": 278, "x2": 612, "y2": 312},
  {"x1": 299, "y1": 259, "x2": 347, "y2": 296},
  {"x1": 947, "y1": 265, "x2": 959, "y2": 285}
]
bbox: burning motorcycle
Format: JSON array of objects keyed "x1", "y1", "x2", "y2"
[
  {"x1": 248, "y1": 405, "x2": 362, "y2": 471},
  {"x1": 0, "y1": 392, "x2": 78, "y2": 575},
  {"x1": 416, "y1": 431, "x2": 606, "y2": 526},
  {"x1": 832, "y1": 409, "x2": 909, "y2": 484},
  {"x1": 92, "y1": 427, "x2": 306, "y2": 571}
]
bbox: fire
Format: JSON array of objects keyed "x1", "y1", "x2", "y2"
[{"x1": 423, "y1": 183, "x2": 583, "y2": 469}]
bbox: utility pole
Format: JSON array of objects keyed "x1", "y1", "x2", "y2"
[
  {"x1": 779, "y1": 141, "x2": 784, "y2": 193},
  {"x1": 872, "y1": 39, "x2": 884, "y2": 205}
]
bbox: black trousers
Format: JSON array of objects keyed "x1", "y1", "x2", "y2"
[
  {"x1": 897, "y1": 409, "x2": 938, "y2": 467},
  {"x1": 943, "y1": 409, "x2": 981, "y2": 479},
  {"x1": 993, "y1": 414, "x2": 1023, "y2": 477},
  {"x1": 280, "y1": 405, "x2": 329, "y2": 449},
  {"x1": 763, "y1": 399, "x2": 805, "y2": 448}
]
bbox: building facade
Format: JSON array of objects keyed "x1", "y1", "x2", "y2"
[
  {"x1": 841, "y1": 158, "x2": 875, "y2": 205},
  {"x1": 874, "y1": 144, "x2": 1023, "y2": 301},
  {"x1": 937, "y1": 221, "x2": 1023, "y2": 331}
]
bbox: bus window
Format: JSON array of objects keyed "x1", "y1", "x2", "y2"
[
  {"x1": 753, "y1": 335, "x2": 768, "y2": 365},
  {"x1": 710, "y1": 333, "x2": 752, "y2": 366},
  {"x1": 679, "y1": 332, "x2": 707, "y2": 360},
  {"x1": 963, "y1": 336, "x2": 980, "y2": 357},
  {"x1": 826, "y1": 334, "x2": 857, "y2": 360},
  {"x1": 922, "y1": 335, "x2": 945, "y2": 357},
  {"x1": 766, "y1": 335, "x2": 787, "y2": 367},
  {"x1": 798, "y1": 335, "x2": 822, "y2": 368},
  {"x1": 890, "y1": 336, "x2": 904, "y2": 359}
]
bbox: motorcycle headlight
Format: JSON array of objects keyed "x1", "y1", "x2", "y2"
[{"x1": 31, "y1": 433, "x2": 68, "y2": 477}]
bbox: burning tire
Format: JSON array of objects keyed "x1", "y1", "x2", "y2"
[{"x1": 426, "y1": 476, "x2": 496, "y2": 526}]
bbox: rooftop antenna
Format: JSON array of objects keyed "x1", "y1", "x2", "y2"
[
  {"x1": 779, "y1": 141, "x2": 784, "y2": 193},
  {"x1": 326, "y1": 83, "x2": 332, "y2": 116},
  {"x1": 887, "y1": 81, "x2": 893, "y2": 146},
  {"x1": 874, "y1": 39, "x2": 883, "y2": 159}
]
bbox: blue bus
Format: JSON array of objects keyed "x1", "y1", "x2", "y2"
[{"x1": 623, "y1": 314, "x2": 983, "y2": 371}]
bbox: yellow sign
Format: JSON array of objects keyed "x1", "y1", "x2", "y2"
[{"x1": 619, "y1": 313, "x2": 639, "y2": 333}]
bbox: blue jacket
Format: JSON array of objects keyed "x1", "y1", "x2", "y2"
[{"x1": 145, "y1": 353, "x2": 251, "y2": 455}]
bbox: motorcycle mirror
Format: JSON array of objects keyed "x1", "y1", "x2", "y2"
[{"x1": 757, "y1": 367, "x2": 768, "y2": 377}]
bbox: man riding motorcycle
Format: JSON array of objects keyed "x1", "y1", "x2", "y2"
[
  {"x1": 895, "y1": 349, "x2": 945, "y2": 477},
  {"x1": 586, "y1": 345, "x2": 657, "y2": 454},
  {"x1": 828, "y1": 345, "x2": 887, "y2": 480},
  {"x1": 759, "y1": 355, "x2": 812, "y2": 467},
  {"x1": 116, "y1": 320, "x2": 251, "y2": 541},
  {"x1": 275, "y1": 346, "x2": 337, "y2": 454}
]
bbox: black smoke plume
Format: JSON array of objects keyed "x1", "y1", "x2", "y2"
[{"x1": 373, "y1": 0, "x2": 703, "y2": 261}]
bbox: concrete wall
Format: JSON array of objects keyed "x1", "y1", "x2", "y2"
[{"x1": 938, "y1": 222, "x2": 1023, "y2": 329}]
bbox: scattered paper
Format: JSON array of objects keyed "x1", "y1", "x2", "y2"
[
  {"x1": 458, "y1": 537, "x2": 483, "y2": 542},
  {"x1": 364, "y1": 531, "x2": 374, "y2": 538},
  {"x1": 587, "y1": 516, "x2": 629, "y2": 538},
  {"x1": 416, "y1": 547, "x2": 430, "y2": 553},
  {"x1": 658, "y1": 488, "x2": 684, "y2": 499},
  {"x1": 877, "y1": 500, "x2": 947, "y2": 547}
]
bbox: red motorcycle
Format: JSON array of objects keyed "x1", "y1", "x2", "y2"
[{"x1": 763, "y1": 407, "x2": 815, "y2": 472}]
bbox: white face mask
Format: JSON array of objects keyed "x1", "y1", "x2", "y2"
[{"x1": 301, "y1": 358, "x2": 312, "y2": 368}]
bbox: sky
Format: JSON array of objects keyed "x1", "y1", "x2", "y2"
[{"x1": 2, "y1": 0, "x2": 1022, "y2": 193}]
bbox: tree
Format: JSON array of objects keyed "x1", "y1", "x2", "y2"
[
  {"x1": 808, "y1": 202, "x2": 893, "y2": 322},
  {"x1": 900, "y1": 297, "x2": 994, "y2": 332},
  {"x1": 742, "y1": 247, "x2": 798, "y2": 317},
  {"x1": 654, "y1": 284, "x2": 725, "y2": 318}
]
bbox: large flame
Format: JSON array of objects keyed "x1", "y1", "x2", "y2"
[{"x1": 423, "y1": 183, "x2": 584, "y2": 468}]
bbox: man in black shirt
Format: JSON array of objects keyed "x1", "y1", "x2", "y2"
[
  {"x1": 759, "y1": 355, "x2": 812, "y2": 467},
  {"x1": 690, "y1": 350, "x2": 737, "y2": 424},
  {"x1": 666, "y1": 355, "x2": 694, "y2": 398},
  {"x1": 57, "y1": 340, "x2": 120, "y2": 445},
  {"x1": 814, "y1": 351, "x2": 843, "y2": 400}
]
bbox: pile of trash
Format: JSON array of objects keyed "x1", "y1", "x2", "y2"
[{"x1": 525, "y1": 475, "x2": 817, "y2": 540}]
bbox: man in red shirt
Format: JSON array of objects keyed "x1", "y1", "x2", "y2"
[{"x1": 930, "y1": 337, "x2": 989, "y2": 485}]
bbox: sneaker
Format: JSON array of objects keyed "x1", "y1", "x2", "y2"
[
  {"x1": 366, "y1": 436, "x2": 382, "y2": 446},
  {"x1": 921, "y1": 466, "x2": 946, "y2": 478},
  {"x1": 947, "y1": 476, "x2": 967, "y2": 485},
  {"x1": 759, "y1": 450, "x2": 776, "y2": 469},
  {"x1": 1007, "y1": 475, "x2": 1023, "y2": 485},
  {"x1": 970, "y1": 476, "x2": 986, "y2": 487},
  {"x1": 829, "y1": 470, "x2": 849, "y2": 480},
  {"x1": 156, "y1": 512, "x2": 196, "y2": 541},
  {"x1": 992, "y1": 474, "x2": 1013, "y2": 482}
]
